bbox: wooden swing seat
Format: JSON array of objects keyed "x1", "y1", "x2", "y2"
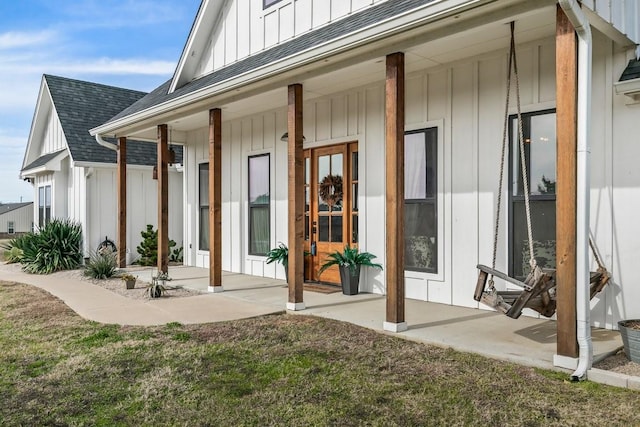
[{"x1": 474, "y1": 264, "x2": 609, "y2": 319}]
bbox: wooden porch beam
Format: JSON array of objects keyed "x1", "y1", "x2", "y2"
[
  {"x1": 157, "y1": 124, "x2": 169, "y2": 274},
  {"x1": 556, "y1": 5, "x2": 578, "y2": 358},
  {"x1": 384, "y1": 52, "x2": 407, "y2": 332},
  {"x1": 287, "y1": 83, "x2": 305, "y2": 311},
  {"x1": 117, "y1": 136, "x2": 127, "y2": 268},
  {"x1": 209, "y1": 108, "x2": 223, "y2": 292}
]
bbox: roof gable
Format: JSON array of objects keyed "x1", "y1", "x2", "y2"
[
  {"x1": 44, "y1": 75, "x2": 149, "y2": 164},
  {"x1": 106, "y1": 0, "x2": 437, "y2": 125}
]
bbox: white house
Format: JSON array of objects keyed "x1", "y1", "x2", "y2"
[
  {"x1": 20, "y1": 75, "x2": 183, "y2": 264},
  {"x1": 91, "y1": 0, "x2": 640, "y2": 372},
  {"x1": 0, "y1": 202, "x2": 33, "y2": 238}
]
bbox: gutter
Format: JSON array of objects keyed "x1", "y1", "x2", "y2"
[
  {"x1": 95, "y1": 134, "x2": 118, "y2": 151},
  {"x1": 558, "y1": 0, "x2": 592, "y2": 382}
]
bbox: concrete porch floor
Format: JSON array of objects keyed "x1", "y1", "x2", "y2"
[{"x1": 132, "y1": 265, "x2": 622, "y2": 372}]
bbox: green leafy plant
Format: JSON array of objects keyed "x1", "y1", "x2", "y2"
[
  {"x1": 170, "y1": 245, "x2": 183, "y2": 263},
  {"x1": 120, "y1": 273, "x2": 137, "y2": 282},
  {"x1": 135, "y1": 225, "x2": 176, "y2": 266},
  {"x1": 318, "y1": 245, "x2": 382, "y2": 276},
  {"x1": 1, "y1": 233, "x2": 34, "y2": 264},
  {"x1": 266, "y1": 243, "x2": 289, "y2": 268},
  {"x1": 84, "y1": 249, "x2": 117, "y2": 279},
  {"x1": 20, "y1": 219, "x2": 83, "y2": 274}
]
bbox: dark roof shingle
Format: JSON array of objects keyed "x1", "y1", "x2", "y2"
[
  {"x1": 0, "y1": 202, "x2": 33, "y2": 215},
  {"x1": 44, "y1": 75, "x2": 176, "y2": 166},
  {"x1": 619, "y1": 59, "x2": 640, "y2": 82},
  {"x1": 22, "y1": 149, "x2": 66, "y2": 171},
  {"x1": 106, "y1": 0, "x2": 436, "y2": 124}
]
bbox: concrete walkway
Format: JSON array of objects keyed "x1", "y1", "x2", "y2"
[{"x1": 0, "y1": 263, "x2": 634, "y2": 387}]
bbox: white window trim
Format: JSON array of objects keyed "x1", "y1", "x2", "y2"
[
  {"x1": 244, "y1": 148, "x2": 273, "y2": 262},
  {"x1": 404, "y1": 119, "x2": 445, "y2": 282}
]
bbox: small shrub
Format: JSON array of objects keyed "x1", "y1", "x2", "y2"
[
  {"x1": 135, "y1": 225, "x2": 176, "y2": 266},
  {"x1": 170, "y1": 245, "x2": 184, "y2": 263},
  {"x1": 4, "y1": 246, "x2": 24, "y2": 264},
  {"x1": 21, "y1": 219, "x2": 83, "y2": 274},
  {"x1": 84, "y1": 249, "x2": 117, "y2": 279}
]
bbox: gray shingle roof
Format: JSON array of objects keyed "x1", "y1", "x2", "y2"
[
  {"x1": 0, "y1": 202, "x2": 33, "y2": 216},
  {"x1": 22, "y1": 149, "x2": 66, "y2": 171},
  {"x1": 619, "y1": 59, "x2": 640, "y2": 81},
  {"x1": 43, "y1": 75, "x2": 182, "y2": 167},
  {"x1": 106, "y1": 0, "x2": 436, "y2": 124}
]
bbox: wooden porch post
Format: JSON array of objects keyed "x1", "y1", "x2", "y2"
[
  {"x1": 556, "y1": 5, "x2": 578, "y2": 358},
  {"x1": 117, "y1": 136, "x2": 127, "y2": 268},
  {"x1": 157, "y1": 124, "x2": 169, "y2": 274},
  {"x1": 384, "y1": 52, "x2": 407, "y2": 333},
  {"x1": 287, "y1": 83, "x2": 305, "y2": 311},
  {"x1": 209, "y1": 108, "x2": 223, "y2": 292}
]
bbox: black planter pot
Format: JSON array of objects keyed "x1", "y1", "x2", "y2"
[
  {"x1": 618, "y1": 320, "x2": 640, "y2": 363},
  {"x1": 339, "y1": 265, "x2": 361, "y2": 295}
]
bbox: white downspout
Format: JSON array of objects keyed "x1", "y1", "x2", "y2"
[
  {"x1": 558, "y1": 0, "x2": 592, "y2": 382},
  {"x1": 95, "y1": 134, "x2": 118, "y2": 151}
]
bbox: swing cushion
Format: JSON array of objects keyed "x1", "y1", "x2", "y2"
[{"x1": 521, "y1": 239, "x2": 555, "y2": 274}]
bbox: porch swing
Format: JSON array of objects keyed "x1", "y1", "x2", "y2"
[{"x1": 473, "y1": 23, "x2": 609, "y2": 319}]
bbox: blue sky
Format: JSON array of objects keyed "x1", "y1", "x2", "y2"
[{"x1": 0, "y1": 0, "x2": 201, "y2": 203}]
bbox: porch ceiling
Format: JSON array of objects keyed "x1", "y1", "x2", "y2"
[{"x1": 127, "y1": 4, "x2": 556, "y2": 143}]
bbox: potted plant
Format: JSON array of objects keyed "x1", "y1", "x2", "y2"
[
  {"x1": 618, "y1": 319, "x2": 640, "y2": 363},
  {"x1": 266, "y1": 242, "x2": 289, "y2": 276},
  {"x1": 266, "y1": 243, "x2": 310, "y2": 280},
  {"x1": 318, "y1": 245, "x2": 382, "y2": 295},
  {"x1": 121, "y1": 273, "x2": 137, "y2": 290}
]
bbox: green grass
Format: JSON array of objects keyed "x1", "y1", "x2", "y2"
[{"x1": 1, "y1": 280, "x2": 639, "y2": 426}]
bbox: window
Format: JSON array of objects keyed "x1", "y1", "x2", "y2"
[
  {"x1": 263, "y1": 0, "x2": 282, "y2": 9},
  {"x1": 404, "y1": 128, "x2": 438, "y2": 273},
  {"x1": 7, "y1": 221, "x2": 15, "y2": 234},
  {"x1": 199, "y1": 163, "x2": 209, "y2": 251},
  {"x1": 248, "y1": 154, "x2": 270, "y2": 255},
  {"x1": 509, "y1": 110, "x2": 556, "y2": 279},
  {"x1": 38, "y1": 185, "x2": 51, "y2": 228}
]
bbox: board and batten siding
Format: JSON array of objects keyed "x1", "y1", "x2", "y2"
[
  {"x1": 193, "y1": 0, "x2": 388, "y2": 79},
  {"x1": 40, "y1": 109, "x2": 66, "y2": 155},
  {"x1": 85, "y1": 167, "x2": 184, "y2": 264},
  {"x1": 183, "y1": 32, "x2": 638, "y2": 326}
]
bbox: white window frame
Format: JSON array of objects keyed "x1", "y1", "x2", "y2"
[
  {"x1": 7, "y1": 221, "x2": 15, "y2": 234},
  {"x1": 404, "y1": 120, "x2": 444, "y2": 282}
]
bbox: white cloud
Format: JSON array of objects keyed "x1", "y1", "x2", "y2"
[{"x1": 0, "y1": 30, "x2": 58, "y2": 50}]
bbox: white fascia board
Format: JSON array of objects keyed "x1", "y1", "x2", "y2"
[
  {"x1": 92, "y1": 0, "x2": 532, "y2": 137},
  {"x1": 170, "y1": 0, "x2": 222, "y2": 93},
  {"x1": 614, "y1": 77, "x2": 640, "y2": 103},
  {"x1": 21, "y1": 77, "x2": 50, "y2": 170},
  {"x1": 73, "y1": 161, "x2": 182, "y2": 173}
]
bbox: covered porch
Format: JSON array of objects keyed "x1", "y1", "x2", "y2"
[{"x1": 130, "y1": 265, "x2": 621, "y2": 371}]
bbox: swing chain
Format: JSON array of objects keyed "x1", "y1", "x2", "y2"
[{"x1": 490, "y1": 22, "x2": 537, "y2": 290}]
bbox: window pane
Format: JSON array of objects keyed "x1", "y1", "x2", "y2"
[
  {"x1": 405, "y1": 132, "x2": 427, "y2": 199},
  {"x1": 318, "y1": 216, "x2": 329, "y2": 242},
  {"x1": 330, "y1": 215, "x2": 343, "y2": 242},
  {"x1": 305, "y1": 157, "x2": 310, "y2": 185},
  {"x1": 352, "y1": 152, "x2": 358, "y2": 181},
  {"x1": 249, "y1": 155, "x2": 270, "y2": 204},
  {"x1": 199, "y1": 207, "x2": 209, "y2": 251},
  {"x1": 45, "y1": 186, "x2": 51, "y2": 208},
  {"x1": 248, "y1": 155, "x2": 270, "y2": 255},
  {"x1": 511, "y1": 200, "x2": 556, "y2": 279},
  {"x1": 249, "y1": 206, "x2": 270, "y2": 255},
  {"x1": 530, "y1": 113, "x2": 556, "y2": 195},
  {"x1": 405, "y1": 202, "x2": 437, "y2": 272},
  {"x1": 352, "y1": 214, "x2": 358, "y2": 244},
  {"x1": 264, "y1": 0, "x2": 281, "y2": 8},
  {"x1": 352, "y1": 183, "x2": 358, "y2": 211},
  {"x1": 305, "y1": 214, "x2": 310, "y2": 241},
  {"x1": 199, "y1": 163, "x2": 209, "y2": 206},
  {"x1": 425, "y1": 128, "x2": 437, "y2": 197}
]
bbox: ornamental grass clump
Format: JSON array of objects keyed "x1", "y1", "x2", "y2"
[
  {"x1": 1, "y1": 233, "x2": 33, "y2": 264},
  {"x1": 20, "y1": 219, "x2": 83, "y2": 274},
  {"x1": 84, "y1": 249, "x2": 117, "y2": 279}
]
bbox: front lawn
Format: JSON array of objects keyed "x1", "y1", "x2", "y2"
[{"x1": 1, "y1": 281, "x2": 639, "y2": 426}]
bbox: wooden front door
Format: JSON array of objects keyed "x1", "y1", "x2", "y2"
[{"x1": 305, "y1": 142, "x2": 358, "y2": 284}]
